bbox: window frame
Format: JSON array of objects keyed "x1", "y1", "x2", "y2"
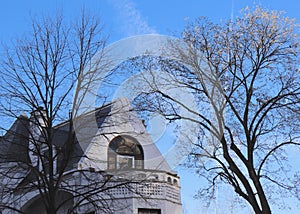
[
  {"x1": 138, "y1": 208, "x2": 161, "y2": 214},
  {"x1": 39, "y1": 145, "x2": 57, "y2": 174},
  {"x1": 117, "y1": 154, "x2": 135, "y2": 169}
]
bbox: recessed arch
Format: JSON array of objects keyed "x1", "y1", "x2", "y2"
[
  {"x1": 108, "y1": 135, "x2": 144, "y2": 170},
  {"x1": 21, "y1": 191, "x2": 73, "y2": 214}
]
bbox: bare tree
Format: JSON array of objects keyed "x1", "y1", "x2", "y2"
[
  {"x1": 0, "y1": 11, "x2": 140, "y2": 214},
  {"x1": 131, "y1": 6, "x2": 300, "y2": 213}
]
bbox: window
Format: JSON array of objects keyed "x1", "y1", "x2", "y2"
[
  {"x1": 173, "y1": 179, "x2": 178, "y2": 185},
  {"x1": 40, "y1": 148, "x2": 50, "y2": 172},
  {"x1": 39, "y1": 146, "x2": 57, "y2": 174},
  {"x1": 138, "y1": 208, "x2": 161, "y2": 214},
  {"x1": 108, "y1": 136, "x2": 144, "y2": 170},
  {"x1": 167, "y1": 177, "x2": 172, "y2": 183},
  {"x1": 117, "y1": 155, "x2": 134, "y2": 169}
]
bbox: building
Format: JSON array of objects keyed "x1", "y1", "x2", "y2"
[{"x1": 0, "y1": 98, "x2": 182, "y2": 214}]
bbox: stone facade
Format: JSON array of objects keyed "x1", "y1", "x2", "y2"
[{"x1": 0, "y1": 98, "x2": 182, "y2": 214}]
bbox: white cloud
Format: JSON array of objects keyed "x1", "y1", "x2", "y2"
[{"x1": 108, "y1": 0, "x2": 157, "y2": 36}]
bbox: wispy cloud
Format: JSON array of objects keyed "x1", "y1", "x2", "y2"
[{"x1": 108, "y1": 0, "x2": 157, "y2": 36}]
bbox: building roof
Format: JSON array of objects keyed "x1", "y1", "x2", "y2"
[
  {"x1": 0, "y1": 103, "x2": 111, "y2": 169},
  {"x1": 0, "y1": 98, "x2": 173, "y2": 182},
  {"x1": 0, "y1": 115, "x2": 30, "y2": 164}
]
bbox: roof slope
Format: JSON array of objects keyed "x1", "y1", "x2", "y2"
[{"x1": 0, "y1": 115, "x2": 30, "y2": 163}]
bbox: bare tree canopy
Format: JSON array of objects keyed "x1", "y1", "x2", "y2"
[
  {"x1": 0, "y1": 11, "x2": 131, "y2": 214},
  {"x1": 131, "y1": 6, "x2": 300, "y2": 213},
  {"x1": 0, "y1": 10, "x2": 108, "y2": 120},
  {"x1": 0, "y1": 10, "x2": 183, "y2": 214}
]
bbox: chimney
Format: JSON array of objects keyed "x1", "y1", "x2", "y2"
[
  {"x1": 29, "y1": 107, "x2": 47, "y2": 166},
  {"x1": 29, "y1": 107, "x2": 47, "y2": 141}
]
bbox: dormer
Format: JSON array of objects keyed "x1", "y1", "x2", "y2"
[{"x1": 108, "y1": 135, "x2": 144, "y2": 170}]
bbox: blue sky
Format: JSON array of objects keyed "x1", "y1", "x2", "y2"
[
  {"x1": 2, "y1": 0, "x2": 300, "y2": 44},
  {"x1": 1, "y1": 1, "x2": 300, "y2": 213}
]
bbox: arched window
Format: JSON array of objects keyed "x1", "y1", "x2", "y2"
[
  {"x1": 108, "y1": 136, "x2": 144, "y2": 170},
  {"x1": 173, "y1": 179, "x2": 178, "y2": 186}
]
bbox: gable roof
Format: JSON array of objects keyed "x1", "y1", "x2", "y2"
[{"x1": 0, "y1": 115, "x2": 30, "y2": 164}]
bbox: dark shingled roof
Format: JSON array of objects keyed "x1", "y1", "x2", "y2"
[{"x1": 0, "y1": 115, "x2": 30, "y2": 164}]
